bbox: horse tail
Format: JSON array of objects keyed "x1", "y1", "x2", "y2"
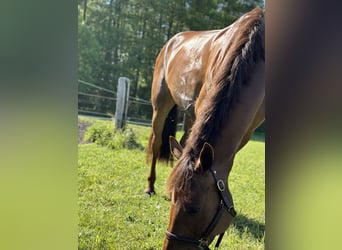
[
  {"x1": 159, "y1": 105, "x2": 178, "y2": 163},
  {"x1": 146, "y1": 105, "x2": 178, "y2": 165}
]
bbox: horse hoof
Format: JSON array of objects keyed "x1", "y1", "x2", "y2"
[{"x1": 144, "y1": 189, "x2": 156, "y2": 197}]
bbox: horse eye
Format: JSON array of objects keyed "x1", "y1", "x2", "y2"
[{"x1": 185, "y1": 206, "x2": 200, "y2": 214}]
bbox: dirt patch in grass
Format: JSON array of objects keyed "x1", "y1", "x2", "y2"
[{"x1": 78, "y1": 118, "x2": 93, "y2": 144}]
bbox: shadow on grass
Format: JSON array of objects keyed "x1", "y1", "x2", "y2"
[
  {"x1": 251, "y1": 132, "x2": 265, "y2": 143},
  {"x1": 231, "y1": 213, "x2": 265, "y2": 240}
]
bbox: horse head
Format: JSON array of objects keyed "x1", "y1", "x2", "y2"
[{"x1": 163, "y1": 137, "x2": 236, "y2": 250}]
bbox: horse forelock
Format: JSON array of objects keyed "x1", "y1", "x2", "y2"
[{"x1": 167, "y1": 157, "x2": 194, "y2": 206}]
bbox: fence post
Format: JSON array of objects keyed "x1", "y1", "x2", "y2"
[{"x1": 115, "y1": 77, "x2": 130, "y2": 129}]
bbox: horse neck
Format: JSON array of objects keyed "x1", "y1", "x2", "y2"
[
  {"x1": 208, "y1": 60, "x2": 265, "y2": 178},
  {"x1": 211, "y1": 129, "x2": 241, "y2": 179}
]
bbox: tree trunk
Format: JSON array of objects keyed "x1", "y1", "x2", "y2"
[{"x1": 83, "y1": 0, "x2": 87, "y2": 22}]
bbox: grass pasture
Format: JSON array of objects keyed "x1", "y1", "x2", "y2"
[{"x1": 78, "y1": 117, "x2": 265, "y2": 249}]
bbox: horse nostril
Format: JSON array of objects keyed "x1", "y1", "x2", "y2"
[{"x1": 186, "y1": 206, "x2": 200, "y2": 214}]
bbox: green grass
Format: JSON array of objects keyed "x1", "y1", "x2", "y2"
[{"x1": 78, "y1": 117, "x2": 265, "y2": 249}]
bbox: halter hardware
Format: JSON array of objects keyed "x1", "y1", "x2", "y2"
[
  {"x1": 216, "y1": 179, "x2": 225, "y2": 191},
  {"x1": 198, "y1": 239, "x2": 209, "y2": 249}
]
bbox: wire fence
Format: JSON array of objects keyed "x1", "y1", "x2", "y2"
[
  {"x1": 78, "y1": 79, "x2": 264, "y2": 134},
  {"x1": 78, "y1": 79, "x2": 152, "y2": 125}
]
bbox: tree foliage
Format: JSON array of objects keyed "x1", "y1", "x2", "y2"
[{"x1": 78, "y1": 0, "x2": 264, "y2": 116}]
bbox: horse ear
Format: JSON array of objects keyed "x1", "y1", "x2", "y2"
[
  {"x1": 198, "y1": 142, "x2": 214, "y2": 172},
  {"x1": 169, "y1": 136, "x2": 183, "y2": 159}
]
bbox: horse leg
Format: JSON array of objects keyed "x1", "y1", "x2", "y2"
[
  {"x1": 145, "y1": 151, "x2": 158, "y2": 195},
  {"x1": 145, "y1": 98, "x2": 175, "y2": 195}
]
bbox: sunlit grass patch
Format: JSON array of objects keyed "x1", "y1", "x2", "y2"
[{"x1": 78, "y1": 119, "x2": 264, "y2": 249}]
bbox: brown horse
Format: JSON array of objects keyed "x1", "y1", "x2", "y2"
[
  {"x1": 162, "y1": 8, "x2": 265, "y2": 249},
  {"x1": 146, "y1": 7, "x2": 264, "y2": 248},
  {"x1": 145, "y1": 6, "x2": 264, "y2": 185}
]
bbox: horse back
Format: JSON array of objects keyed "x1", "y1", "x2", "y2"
[{"x1": 161, "y1": 30, "x2": 219, "y2": 112}]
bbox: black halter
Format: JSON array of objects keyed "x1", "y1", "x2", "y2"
[{"x1": 165, "y1": 168, "x2": 237, "y2": 249}]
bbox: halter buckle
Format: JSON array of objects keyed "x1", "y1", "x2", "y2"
[
  {"x1": 198, "y1": 238, "x2": 209, "y2": 249},
  {"x1": 228, "y1": 206, "x2": 237, "y2": 217}
]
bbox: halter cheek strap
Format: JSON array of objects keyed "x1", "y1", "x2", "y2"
[{"x1": 210, "y1": 169, "x2": 236, "y2": 218}]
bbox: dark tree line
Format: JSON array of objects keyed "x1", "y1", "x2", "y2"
[{"x1": 78, "y1": 0, "x2": 264, "y2": 118}]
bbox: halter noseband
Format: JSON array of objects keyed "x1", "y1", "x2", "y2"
[{"x1": 165, "y1": 168, "x2": 236, "y2": 249}]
